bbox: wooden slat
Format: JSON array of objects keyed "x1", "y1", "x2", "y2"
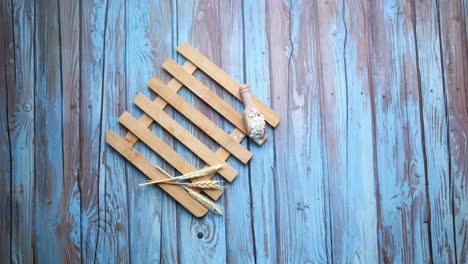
[
  {"x1": 119, "y1": 111, "x2": 238, "y2": 182},
  {"x1": 8, "y1": 0, "x2": 36, "y2": 261},
  {"x1": 242, "y1": 0, "x2": 278, "y2": 261},
  {"x1": 1, "y1": 0, "x2": 15, "y2": 261},
  {"x1": 120, "y1": 111, "x2": 197, "y2": 172},
  {"x1": 150, "y1": 76, "x2": 268, "y2": 146},
  {"x1": 318, "y1": 0, "x2": 379, "y2": 262},
  {"x1": 163, "y1": 58, "x2": 248, "y2": 135},
  {"x1": 415, "y1": 0, "x2": 453, "y2": 263},
  {"x1": 439, "y1": 0, "x2": 468, "y2": 262},
  {"x1": 106, "y1": 130, "x2": 208, "y2": 217},
  {"x1": 177, "y1": 43, "x2": 280, "y2": 127},
  {"x1": 93, "y1": 0, "x2": 131, "y2": 261},
  {"x1": 80, "y1": 0, "x2": 107, "y2": 261},
  {"x1": 145, "y1": 84, "x2": 253, "y2": 164},
  {"x1": 125, "y1": 0, "x2": 174, "y2": 261},
  {"x1": 219, "y1": 2, "x2": 255, "y2": 262},
  {"x1": 36, "y1": 0, "x2": 80, "y2": 262},
  {"x1": 192, "y1": 128, "x2": 246, "y2": 199},
  {"x1": 123, "y1": 62, "x2": 198, "y2": 145},
  {"x1": 368, "y1": 1, "x2": 430, "y2": 263}
]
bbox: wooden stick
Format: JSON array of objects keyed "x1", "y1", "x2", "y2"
[
  {"x1": 131, "y1": 93, "x2": 241, "y2": 178},
  {"x1": 105, "y1": 130, "x2": 208, "y2": 217},
  {"x1": 123, "y1": 61, "x2": 197, "y2": 145},
  {"x1": 145, "y1": 83, "x2": 253, "y2": 163},
  {"x1": 163, "y1": 58, "x2": 249, "y2": 135},
  {"x1": 177, "y1": 43, "x2": 280, "y2": 127},
  {"x1": 119, "y1": 111, "x2": 238, "y2": 181}
]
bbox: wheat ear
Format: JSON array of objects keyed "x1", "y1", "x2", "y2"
[
  {"x1": 163, "y1": 180, "x2": 222, "y2": 190},
  {"x1": 186, "y1": 188, "x2": 223, "y2": 215},
  {"x1": 139, "y1": 165, "x2": 223, "y2": 187}
]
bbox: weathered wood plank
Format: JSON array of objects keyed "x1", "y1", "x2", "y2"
[
  {"x1": 35, "y1": 0, "x2": 80, "y2": 262},
  {"x1": 218, "y1": 0, "x2": 255, "y2": 262},
  {"x1": 80, "y1": 0, "x2": 107, "y2": 262},
  {"x1": 367, "y1": 1, "x2": 430, "y2": 262},
  {"x1": 342, "y1": 0, "x2": 379, "y2": 261},
  {"x1": 125, "y1": 0, "x2": 174, "y2": 261},
  {"x1": 268, "y1": 0, "x2": 331, "y2": 262},
  {"x1": 59, "y1": 0, "x2": 82, "y2": 261},
  {"x1": 316, "y1": 0, "x2": 350, "y2": 262},
  {"x1": 242, "y1": 0, "x2": 278, "y2": 262},
  {"x1": 439, "y1": 1, "x2": 468, "y2": 262},
  {"x1": 415, "y1": 0, "x2": 454, "y2": 262},
  {"x1": 0, "y1": 0, "x2": 14, "y2": 261},
  {"x1": 94, "y1": 0, "x2": 130, "y2": 261},
  {"x1": 176, "y1": 0, "x2": 226, "y2": 262},
  {"x1": 132, "y1": 95, "x2": 238, "y2": 182},
  {"x1": 9, "y1": 0, "x2": 36, "y2": 262}
]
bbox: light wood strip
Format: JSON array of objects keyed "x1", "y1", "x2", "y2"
[
  {"x1": 163, "y1": 58, "x2": 249, "y2": 135},
  {"x1": 177, "y1": 43, "x2": 280, "y2": 127},
  {"x1": 123, "y1": 61, "x2": 198, "y2": 145},
  {"x1": 151, "y1": 76, "x2": 268, "y2": 145},
  {"x1": 195, "y1": 128, "x2": 246, "y2": 200},
  {"x1": 120, "y1": 111, "x2": 197, "y2": 172},
  {"x1": 119, "y1": 113, "x2": 230, "y2": 201},
  {"x1": 133, "y1": 94, "x2": 237, "y2": 182},
  {"x1": 144, "y1": 84, "x2": 253, "y2": 163},
  {"x1": 120, "y1": 110, "x2": 238, "y2": 182},
  {"x1": 106, "y1": 130, "x2": 208, "y2": 217}
]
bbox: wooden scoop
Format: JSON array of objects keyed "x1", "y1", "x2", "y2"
[{"x1": 240, "y1": 84, "x2": 267, "y2": 144}]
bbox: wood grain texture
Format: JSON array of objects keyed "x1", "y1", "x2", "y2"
[
  {"x1": 94, "y1": 0, "x2": 130, "y2": 262},
  {"x1": 439, "y1": 1, "x2": 468, "y2": 263},
  {"x1": 269, "y1": 0, "x2": 331, "y2": 262},
  {"x1": 177, "y1": 43, "x2": 280, "y2": 128},
  {"x1": 218, "y1": 0, "x2": 255, "y2": 262},
  {"x1": 368, "y1": 1, "x2": 430, "y2": 263},
  {"x1": 415, "y1": 0, "x2": 454, "y2": 262},
  {"x1": 341, "y1": 0, "x2": 379, "y2": 261},
  {"x1": 124, "y1": 0, "x2": 173, "y2": 261},
  {"x1": 316, "y1": 0, "x2": 350, "y2": 262},
  {"x1": 0, "y1": 0, "x2": 14, "y2": 261},
  {"x1": 35, "y1": 0, "x2": 81, "y2": 262},
  {"x1": 105, "y1": 130, "x2": 208, "y2": 217},
  {"x1": 59, "y1": 0, "x2": 82, "y2": 262},
  {"x1": 131, "y1": 96, "x2": 238, "y2": 182},
  {"x1": 4, "y1": 0, "x2": 468, "y2": 262},
  {"x1": 9, "y1": 0, "x2": 36, "y2": 262},
  {"x1": 242, "y1": 0, "x2": 278, "y2": 262},
  {"x1": 175, "y1": 0, "x2": 226, "y2": 262},
  {"x1": 163, "y1": 58, "x2": 249, "y2": 135},
  {"x1": 80, "y1": 0, "x2": 107, "y2": 262},
  {"x1": 148, "y1": 79, "x2": 252, "y2": 163}
]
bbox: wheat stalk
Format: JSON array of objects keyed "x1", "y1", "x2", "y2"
[
  {"x1": 139, "y1": 165, "x2": 223, "y2": 187},
  {"x1": 163, "y1": 180, "x2": 222, "y2": 190},
  {"x1": 186, "y1": 187, "x2": 223, "y2": 215}
]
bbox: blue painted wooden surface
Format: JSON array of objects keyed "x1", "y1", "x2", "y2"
[{"x1": 1, "y1": 0, "x2": 467, "y2": 263}]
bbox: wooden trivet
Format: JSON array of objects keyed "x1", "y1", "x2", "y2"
[{"x1": 106, "y1": 44, "x2": 280, "y2": 217}]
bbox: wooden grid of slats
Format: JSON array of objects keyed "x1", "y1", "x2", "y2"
[{"x1": 106, "y1": 44, "x2": 280, "y2": 217}]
